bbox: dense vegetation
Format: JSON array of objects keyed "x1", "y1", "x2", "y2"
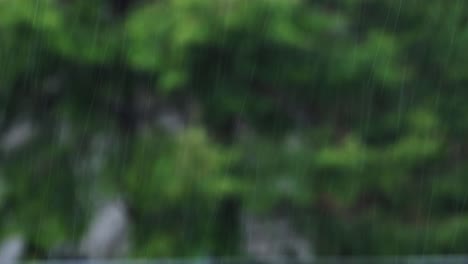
[{"x1": 1, "y1": 0, "x2": 468, "y2": 258}]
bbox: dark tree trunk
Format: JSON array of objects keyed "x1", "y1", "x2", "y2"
[{"x1": 212, "y1": 196, "x2": 241, "y2": 256}]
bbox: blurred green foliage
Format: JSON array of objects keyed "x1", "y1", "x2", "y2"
[{"x1": 1, "y1": 0, "x2": 468, "y2": 258}]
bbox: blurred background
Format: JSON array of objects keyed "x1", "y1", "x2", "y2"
[{"x1": 1, "y1": 0, "x2": 468, "y2": 262}]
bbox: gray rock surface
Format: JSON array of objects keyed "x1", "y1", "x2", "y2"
[
  {"x1": 0, "y1": 235, "x2": 24, "y2": 264},
  {"x1": 242, "y1": 213, "x2": 314, "y2": 264},
  {"x1": 79, "y1": 199, "x2": 130, "y2": 258},
  {"x1": 1, "y1": 120, "x2": 35, "y2": 153},
  {"x1": 156, "y1": 109, "x2": 186, "y2": 134}
]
